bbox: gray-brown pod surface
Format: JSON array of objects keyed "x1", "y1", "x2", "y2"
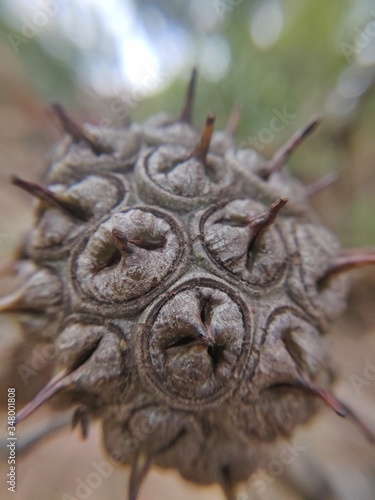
[{"x1": 3, "y1": 70, "x2": 375, "y2": 500}]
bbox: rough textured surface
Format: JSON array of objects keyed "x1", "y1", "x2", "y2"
[{"x1": 2, "y1": 80, "x2": 362, "y2": 499}]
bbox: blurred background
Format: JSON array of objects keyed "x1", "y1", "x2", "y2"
[{"x1": 0, "y1": 0, "x2": 375, "y2": 499}]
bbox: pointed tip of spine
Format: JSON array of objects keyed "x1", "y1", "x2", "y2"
[
  {"x1": 318, "y1": 249, "x2": 375, "y2": 287},
  {"x1": 0, "y1": 289, "x2": 23, "y2": 313},
  {"x1": 221, "y1": 465, "x2": 237, "y2": 500},
  {"x1": 180, "y1": 68, "x2": 198, "y2": 124},
  {"x1": 225, "y1": 103, "x2": 242, "y2": 137},
  {"x1": 296, "y1": 378, "x2": 375, "y2": 443},
  {"x1": 305, "y1": 171, "x2": 339, "y2": 197},
  {"x1": 247, "y1": 197, "x2": 288, "y2": 249},
  {"x1": 269, "y1": 196, "x2": 289, "y2": 216},
  {"x1": 299, "y1": 114, "x2": 321, "y2": 138},
  {"x1": 11, "y1": 175, "x2": 87, "y2": 221},
  {"x1": 72, "y1": 407, "x2": 90, "y2": 439},
  {"x1": 128, "y1": 453, "x2": 153, "y2": 500},
  {"x1": 265, "y1": 115, "x2": 321, "y2": 179},
  {"x1": 16, "y1": 369, "x2": 70, "y2": 424},
  {"x1": 51, "y1": 103, "x2": 103, "y2": 156},
  {"x1": 190, "y1": 113, "x2": 215, "y2": 163}
]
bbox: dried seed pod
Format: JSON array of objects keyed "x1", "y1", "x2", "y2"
[{"x1": 4, "y1": 71, "x2": 375, "y2": 500}]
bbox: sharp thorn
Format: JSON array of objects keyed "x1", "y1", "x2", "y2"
[
  {"x1": 265, "y1": 115, "x2": 321, "y2": 179},
  {"x1": 190, "y1": 113, "x2": 215, "y2": 164},
  {"x1": 180, "y1": 68, "x2": 197, "y2": 124},
  {"x1": 128, "y1": 452, "x2": 153, "y2": 500},
  {"x1": 72, "y1": 407, "x2": 90, "y2": 439},
  {"x1": 247, "y1": 197, "x2": 288, "y2": 250},
  {"x1": 16, "y1": 369, "x2": 71, "y2": 424},
  {"x1": 301, "y1": 382, "x2": 348, "y2": 417},
  {"x1": 317, "y1": 250, "x2": 375, "y2": 287},
  {"x1": 221, "y1": 466, "x2": 236, "y2": 500},
  {"x1": 11, "y1": 175, "x2": 88, "y2": 221},
  {"x1": 225, "y1": 103, "x2": 242, "y2": 136},
  {"x1": 0, "y1": 289, "x2": 26, "y2": 313},
  {"x1": 296, "y1": 378, "x2": 375, "y2": 443},
  {"x1": 305, "y1": 172, "x2": 339, "y2": 197},
  {"x1": 0, "y1": 260, "x2": 35, "y2": 277},
  {"x1": 51, "y1": 103, "x2": 103, "y2": 155}
]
